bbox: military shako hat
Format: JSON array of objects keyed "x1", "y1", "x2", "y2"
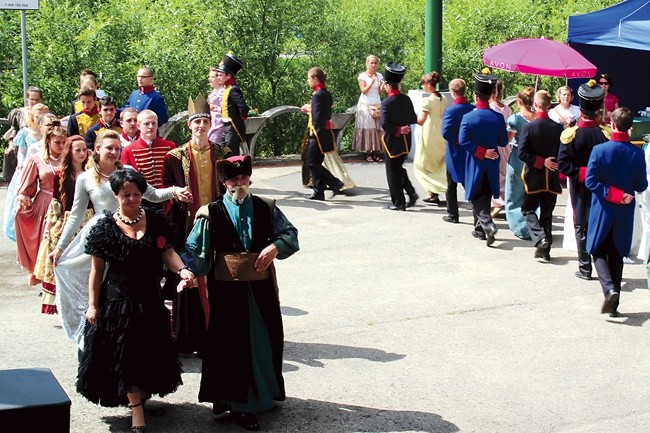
[
  {"x1": 217, "y1": 155, "x2": 252, "y2": 181},
  {"x1": 384, "y1": 62, "x2": 406, "y2": 85},
  {"x1": 99, "y1": 95, "x2": 116, "y2": 107},
  {"x1": 578, "y1": 79, "x2": 605, "y2": 113},
  {"x1": 218, "y1": 53, "x2": 244, "y2": 76},
  {"x1": 474, "y1": 68, "x2": 498, "y2": 98},
  {"x1": 187, "y1": 93, "x2": 211, "y2": 122}
]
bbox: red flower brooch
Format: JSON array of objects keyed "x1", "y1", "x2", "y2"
[{"x1": 156, "y1": 236, "x2": 167, "y2": 249}]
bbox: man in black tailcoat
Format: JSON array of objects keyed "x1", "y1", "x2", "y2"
[
  {"x1": 304, "y1": 67, "x2": 344, "y2": 200},
  {"x1": 557, "y1": 80, "x2": 610, "y2": 280},
  {"x1": 518, "y1": 90, "x2": 563, "y2": 261},
  {"x1": 218, "y1": 53, "x2": 249, "y2": 156},
  {"x1": 380, "y1": 62, "x2": 418, "y2": 211}
]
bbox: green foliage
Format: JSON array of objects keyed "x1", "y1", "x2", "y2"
[
  {"x1": 0, "y1": 0, "x2": 623, "y2": 155},
  {"x1": 441, "y1": 0, "x2": 621, "y2": 99}
]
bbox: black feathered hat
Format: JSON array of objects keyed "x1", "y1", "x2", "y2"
[
  {"x1": 578, "y1": 79, "x2": 605, "y2": 113},
  {"x1": 474, "y1": 68, "x2": 498, "y2": 98}
]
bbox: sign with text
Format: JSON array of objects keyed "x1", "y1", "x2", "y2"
[{"x1": 0, "y1": 0, "x2": 39, "y2": 10}]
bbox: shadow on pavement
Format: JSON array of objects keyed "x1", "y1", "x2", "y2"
[
  {"x1": 265, "y1": 397, "x2": 460, "y2": 433},
  {"x1": 281, "y1": 306, "x2": 308, "y2": 316},
  {"x1": 606, "y1": 311, "x2": 650, "y2": 327},
  {"x1": 178, "y1": 353, "x2": 202, "y2": 374},
  {"x1": 284, "y1": 341, "x2": 405, "y2": 369},
  {"x1": 101, "y1": 398, "x2": 460, "y2": 432},
  {"x1": 622, "y1": 277, "x2": 647, "y2": 292},
  {"x1": 102, "y1": 401, "x2": 212, "y2": 432}
]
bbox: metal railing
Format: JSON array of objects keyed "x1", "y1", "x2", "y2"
[{"x1": 159, "y1": 106, "x2": 356, "y2": 160}]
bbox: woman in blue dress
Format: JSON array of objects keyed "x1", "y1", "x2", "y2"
[{"x1": 505, "y1": 87, "x2": 535, "y2": 239}]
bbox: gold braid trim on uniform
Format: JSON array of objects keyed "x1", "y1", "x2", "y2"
[
  {"x1": 381, "y1": 134, "x2": 409, "y2": 158},
  {"x1": 221, "y1": 85, "x2": 245, "y2": 144},
  {"x1": 560, "y1": 126, "x2": 578, "y2": 145},
  {"x1": 229, "y1": 119, "x2": 246, "y2": 144},
  {"x1": 521, "y1": 165, "x2": 562, "y2": 196},
  {"x1": 560, "y1": 124, "x2": 611, "y2": 145},
  {"x1": 167, "y1": 144, "x2": 192, "y2": 193},
  {"x1": 307, "y1": 112, "x2": 335, "y2": 154},
  {"x1": 221, "y1": 86, "x2": 231, "y2": 122}
]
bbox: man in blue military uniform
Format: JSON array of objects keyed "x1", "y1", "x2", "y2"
[
  {"x1": 586, "y1": 107, "x2": 647, "y2": 317},
  {"x1": 518, "y1": 90, "x2": 563, "y2": 260},
  {"x1": 123, "y1": 67, "x2": 169, "y2": 127},
  {"x1": 441, "y1": 78, "x2": 474, "y2": 223},
  {"x1": 458, "y1": 69, "x2": 508, "y2": 245},
  {"x1": 380, "y1": 62, "x2": 418, "y2": 211},
  {"x1": 557, "y1": 80, "x2": 610, "y2": 280}
]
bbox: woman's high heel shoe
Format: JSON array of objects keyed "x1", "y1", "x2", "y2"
[{"x1": 129, "y1": 402, "x2": 147, "y2": 433}]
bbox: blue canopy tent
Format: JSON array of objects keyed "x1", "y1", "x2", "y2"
[{"x1": 567, "y1": 0, "x2": 650, "y2": 115}]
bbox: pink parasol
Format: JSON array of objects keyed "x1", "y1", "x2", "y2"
[{"x1": 483, "y1": 37, "x2": 597, "y2": 79}]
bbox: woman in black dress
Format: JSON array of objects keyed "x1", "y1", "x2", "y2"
[{"x1": 77, "y1": 169, "x2": 194, "y2": 432}]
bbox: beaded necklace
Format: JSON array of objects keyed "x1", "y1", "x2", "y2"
[{"x1": 116, "y1": 207, "x2": 143, "y2": 225}]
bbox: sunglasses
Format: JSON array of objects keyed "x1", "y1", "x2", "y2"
[{"x1": 599, "y1": 81, "x2": 610, "y2": 85}]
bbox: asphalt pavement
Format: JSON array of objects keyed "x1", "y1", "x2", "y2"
[{"x1": 0, "y1": 158, "x2": 648, "y2": 433}]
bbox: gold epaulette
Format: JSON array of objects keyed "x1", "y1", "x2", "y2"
[
  {"x1": 560, "y1": 126, "x2": 578, "y2": 145},
  {"x1": 599, "y1": 124, "x2": 612, "y2": 140}
]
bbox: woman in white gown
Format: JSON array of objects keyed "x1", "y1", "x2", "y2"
[{"x1": 49, "y1": 130, "x2": 192, "y2": 348}]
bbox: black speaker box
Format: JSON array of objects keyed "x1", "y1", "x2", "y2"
[{"x1": 0, "y1": 368, "x2": 71, "y2": 433}]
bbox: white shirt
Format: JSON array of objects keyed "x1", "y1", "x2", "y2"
[{"x1": 357, "y1": 71, "x2": 383, "y2": 105}]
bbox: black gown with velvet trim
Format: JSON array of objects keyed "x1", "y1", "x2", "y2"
[{"x1": 76, "y1": 208, "x2": 182, "y2": 407}]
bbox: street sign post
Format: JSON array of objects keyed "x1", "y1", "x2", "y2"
[
  {"x1": 1, "y1": 1, "x2": 39, "y2": 104},
  {"x1": 0, "y1": 1, "x2": 39, "y2": 10}
]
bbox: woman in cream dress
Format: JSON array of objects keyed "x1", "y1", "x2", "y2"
[{"x1": 415, "y1": 71, "x2": 448, "y2": 204}]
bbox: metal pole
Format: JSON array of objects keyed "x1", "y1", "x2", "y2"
[
  {"x1": 432, "y1": 0, "x2": 442, "y2": 76},
  {"x1": 424, "y1": 0, "x2": 434, "y2": 76},
  {"x1": 424, "y1": 0, "x2": 443, "y2": 85},
  {"x1": 21, "y1": 10, "x2": 28, "y2": 105}
]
